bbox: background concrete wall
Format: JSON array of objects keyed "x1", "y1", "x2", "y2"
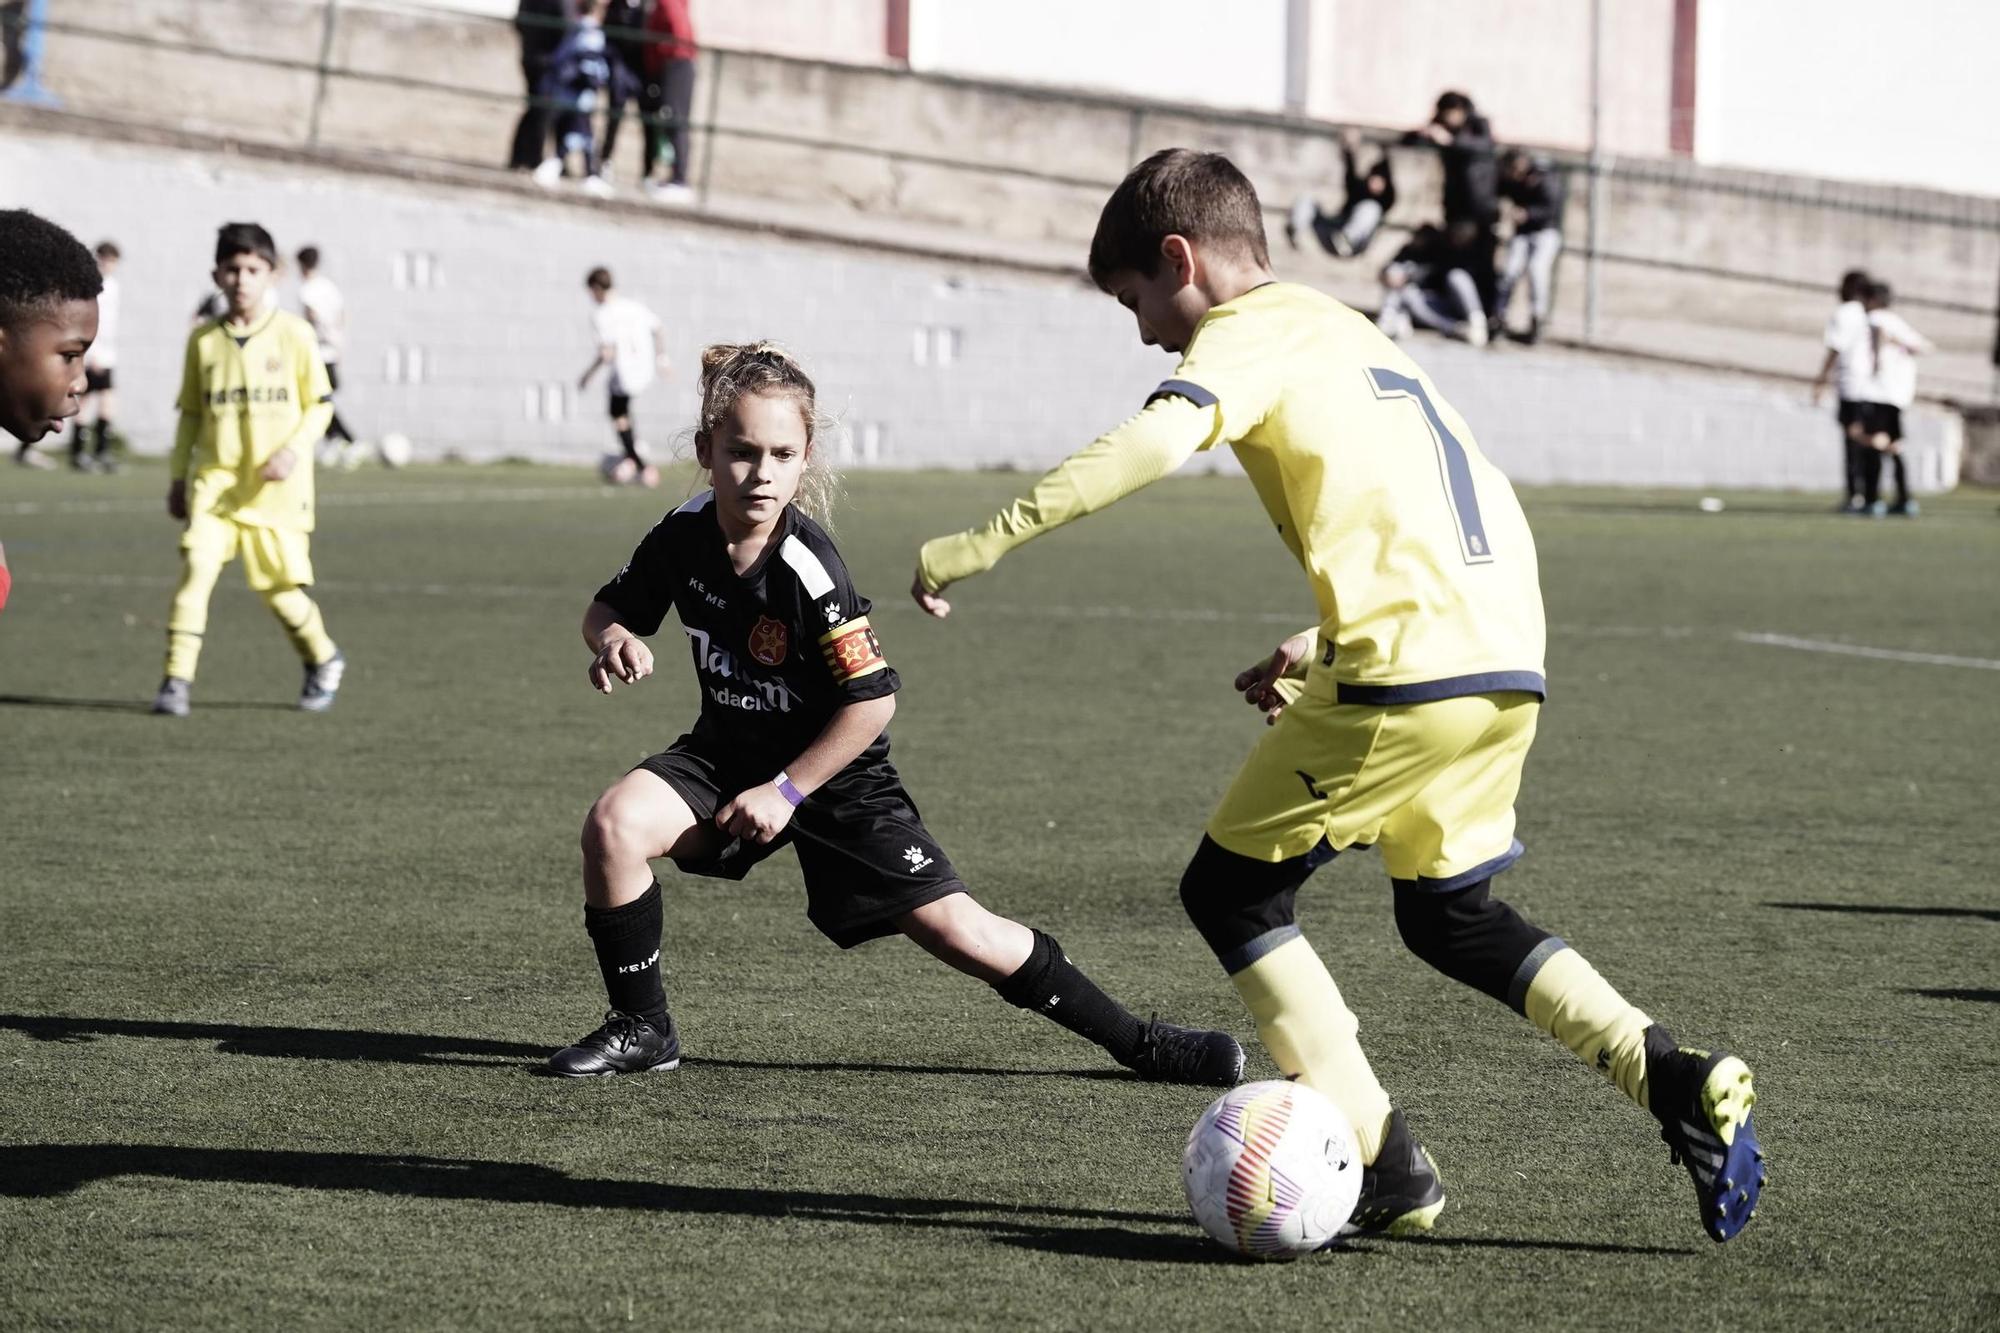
[
  {"x1": 0, "y1": 126, "x2": 1959, "y2": 492},
  {"x1": 26, "y1": 1, "x2": 2000, "y2": 407}
]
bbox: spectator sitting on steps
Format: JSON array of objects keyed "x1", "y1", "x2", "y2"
[{"x1": 1287, "y1": 128, "x2": 1398, "y2": 259}]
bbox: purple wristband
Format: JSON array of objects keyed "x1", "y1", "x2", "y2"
[{"x1": 774, "y1": 771, "x2": 805, "y2": 807}]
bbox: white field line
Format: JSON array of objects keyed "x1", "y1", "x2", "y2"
[
  {"x1": 15, "y1": 571, "x2": 1998, "y2": 671},
  {"x1": 1729, "y1": 631, "x2": 2000, "y2": 672}
]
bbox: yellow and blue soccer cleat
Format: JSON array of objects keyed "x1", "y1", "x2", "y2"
[
  {"x1": 1647, "y1": 1033, "x2": 1763, "y2": 1243},
  {"x1": 1339, "y1": 1109, "x2": 1446, "y2": 1238}
]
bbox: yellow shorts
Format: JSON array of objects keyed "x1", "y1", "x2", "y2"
[
  {"x1": 183, "y1": 511, "x2": 315, "y2": 591},
  {"x1": 1206, "y1": 691, "x2": 1539, "y2": 888}
]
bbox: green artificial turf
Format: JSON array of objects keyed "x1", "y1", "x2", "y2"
[{"x1": 2, "y1": 464, "x2": 1996, "y2": 1330}]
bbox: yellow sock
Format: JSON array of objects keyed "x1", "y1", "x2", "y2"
[
  {"x1": 164, "y1": 554, "x2": 222, "y2": 681},
  {"x1": 263, "y1": 586, "x2": 336, "y2": 665},
  {"x1": 1230, "y1": 933, "x2": 1396, "y2": 1162},
  {"x1": 1522, "y1": 947, "x2": 1653, "y2": 1109}
]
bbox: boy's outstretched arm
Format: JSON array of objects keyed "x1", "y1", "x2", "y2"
[
  {"x1": 582, "y1": 598, "x2": 655, "y2": 693},
  {"x1": 911, "y1": 394, "x2": 1213, "y2": 617}
]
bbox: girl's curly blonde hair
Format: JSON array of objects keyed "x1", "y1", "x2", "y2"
[{"x1": 695, "y1": 340, "x2": 841, "y2": 529}]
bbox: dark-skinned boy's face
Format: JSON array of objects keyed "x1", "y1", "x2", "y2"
[{"x1": 0, "y1": 299, "x2": 98, "y2": 443}]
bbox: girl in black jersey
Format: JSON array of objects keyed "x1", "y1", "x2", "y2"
[{"x1": 549, "y1": 341, "x2": 1245, "y2": 1087}]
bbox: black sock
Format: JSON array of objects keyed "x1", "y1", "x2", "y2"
[
  {"x1": 617, "y1": 425, "x2": 640, "y2": 464},
  {"x1": 93, "y1": 420, "x2": 111, "y2": 457},
  {"x1": 69, "y1": 426, "x2": 85, "y2": 461},
  {"x1": 582, "y1": 882, "x2": 669, "y2": 1028},
  {"x1": 993, "y1": 929, "x2": 1144, "y2": 1063}
]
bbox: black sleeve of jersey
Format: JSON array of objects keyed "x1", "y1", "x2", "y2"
[
  {"x1": 790, "y1": 521, "x2": 900, "y2": 705},
  {"x1": 593, "y1": 514, "x2": 678, "y2": 636}
]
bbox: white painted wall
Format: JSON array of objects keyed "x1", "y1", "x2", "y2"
[
  {"x1": 906, "y1": 0, "x2": 1290, "y2": 111},
  {"x1": 5, "y1": 127, "x2": 1958, "y2": 491},
  {"x1": 1695, "y1": 0, "x2": 2000, "y2": 196}
]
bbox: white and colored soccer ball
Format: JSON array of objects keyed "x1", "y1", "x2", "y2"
[
  {"x1": 377, "y1": 432, "x2": 414, "y2": 468},
  {"x1": 599, "y1": 453, "x2": 639, "y2": 485},
  {"x1": 1182, "y1": 1079, "x2": 1362, "y2": 1259}
]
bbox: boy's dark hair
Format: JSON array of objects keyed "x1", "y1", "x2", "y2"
[
  {"x1": 0, "y1": 209, "x2": 103, "y2": 333},
  {"x1": 1087, "y1": 149, "x2": 1269, "y2": 289},
  {"x1": 95, "y1": 240, "x2": 121, "y2": 261},
  {"x1": 296, "y1": 246, "x2": 321, "y2": 270},
  {"x1": 1436, "y1": 91, "x2": 1474, "y2": 119},
  {"x1": 1839, "y1": 269, "x2": 1871, "y2": 302},
  {"x1": 215, "y1": 222, "x2": 279, "y2": 268},
  {"x1": 1501, "y1": 148, "x2": 1534, "y2": 176},
  {"x1": 1865, "y1": 279, "x2": 1893, "y2": 306},
  {"x1": 585, "y1": 266, "x2": 614, "y2": 291}
]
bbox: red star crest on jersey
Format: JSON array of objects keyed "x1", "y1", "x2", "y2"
[{"x1": 748, "y1": 615, "x2": 789, "y2": 666}]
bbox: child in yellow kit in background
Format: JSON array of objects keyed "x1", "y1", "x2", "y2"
[
  {"x1": 153, "y1": 223, "x2": 346, "y2": 718},
  {"x1": 912, "y1": 150, "x2": 1762, "y2": 1245}
]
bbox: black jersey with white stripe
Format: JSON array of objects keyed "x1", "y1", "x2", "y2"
[{"x1": 594, "y1": 492, "x2": 900, "y2": 766}]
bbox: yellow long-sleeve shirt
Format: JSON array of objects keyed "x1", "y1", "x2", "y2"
[{"x1": 918, "y1": 282, "x2": 1547, "y2": 704}]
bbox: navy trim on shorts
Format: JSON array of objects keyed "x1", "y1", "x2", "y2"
[
  {"x1": 1505, "y1": 936, "x2": 1570, "y2": 1011},
  {"x1": 1219, "y1": 924, "x2": 1302, "y2": 976},
  {"x1": 1146, "y1": 378, "x2": 1218, "y2": 409},
  {"x1": 1336, "y1": 671, "x2": 1547, "y2": 705},
  {"x1": 1407, "y1": 838, "x2": 1526, "y2": 893}
]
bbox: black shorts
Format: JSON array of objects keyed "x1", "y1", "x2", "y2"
[
  {"x1": 608, "y1": 392, "x2": 631, "y2": 420},
  {"x1": 1860, "y1": 402, "x2": 1903, "y2": 443},
  {"x1": 633, "y1": 733, "x2": 964, "y2": 948},
  {"x1": 1836, "y1": 399, "x2": 1865, "y2": 429},
  {"x1": 325, "y1": 362, "x2": 342, "y2": 392},
  {"x1": 84, "y1": 367, "x2": 113, "y2": 393}
]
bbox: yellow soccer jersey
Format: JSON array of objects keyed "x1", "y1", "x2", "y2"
[
  {"x1": 171, "y1": 308, "x2": 333, "y2": 532},
  {"x1": 919, "y1": 281, "x2": 1546, "y2": 702}
]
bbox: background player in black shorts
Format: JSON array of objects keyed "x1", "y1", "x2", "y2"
[
  {"x1": 69, "y1": 239, "x2": 119, "y2": 472},
  {"x1": 550, "y1": 340, "x2": 1245, "y2": 1086}
]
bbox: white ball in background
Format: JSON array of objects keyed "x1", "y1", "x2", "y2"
[
  {"x1": 377, "y1": 432, "x2": 414, "y2": 469},
  {"x1": 1698, "y1": 496, "x2": 1726, "y2": 513}
]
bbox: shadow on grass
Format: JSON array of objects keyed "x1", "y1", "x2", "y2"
[
  {"x1": 0, "y1": 1145, "x2": 1190, "y2": 1249},
  {"x1": 1368, "y1": 1233, "x2": 1697, "y2": 1257},
  {"x1": 0, "y1": 1015, "x2": 1129, "y2": 1081},
  {"x1": 991, "y1": 1226, "x2": 1222, "y2": 1263},
  {"x1": 0, "y1": 1014, "x2": 548, "y2": 1069},
  {"x1": 1765, "y1": 901, "x2": 2000, "y2": 924},
  {"x1": 1903, "y1": 988, "x2": 2000, "y2": 1004},
  {"x1": 997, "y1": 1226, "x2": 1698, "y2": 1263},
  {"x1": 0, "y1": 693, "x2": 296, "y2": 713},
  {"x1": 686, "y1": 1055, "x2": 1125, "y2": 1081}
]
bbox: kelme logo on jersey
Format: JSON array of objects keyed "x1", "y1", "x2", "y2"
[
  {"x1": 683, "y1": 625, "x2": 795, "y2": 713},
  {"x1": 748, "y1": 615, "x2": 789, "y2": 667}
]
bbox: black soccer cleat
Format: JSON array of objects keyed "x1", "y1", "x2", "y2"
[
  {"x1": 547, "y1": 1009, "x2": 681, "y2": 1077},
  {"x1": 1339, "y1": 1108, "x2": 1446, "y2": 1237},
  {"x1": 1123, "y1": 1018, "x2": 1245, "y2": 1087},
  {"x1": 1645, "y1": 1026, "x2": 1763, "y2": 1243}
]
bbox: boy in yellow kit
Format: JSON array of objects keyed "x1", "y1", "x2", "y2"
[
  {"x1": 154, "y1": 223, "x2": 345, "y2": 717},
  {"x1": 913, "y1": 151, "x2": 1762, "y2": 1244}
]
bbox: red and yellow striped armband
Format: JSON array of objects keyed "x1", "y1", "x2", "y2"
[{"x1": 819, "y1": 616, "x2": 887, "y2": 683}]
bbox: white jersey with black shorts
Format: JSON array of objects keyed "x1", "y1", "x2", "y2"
[{"x1": 593, "y1": 491, "x2": 964, "y2": 947}]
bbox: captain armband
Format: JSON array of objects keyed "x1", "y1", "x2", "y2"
[{"x1": 819, "y1": 616, "x2": 887, "y2": 684}]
